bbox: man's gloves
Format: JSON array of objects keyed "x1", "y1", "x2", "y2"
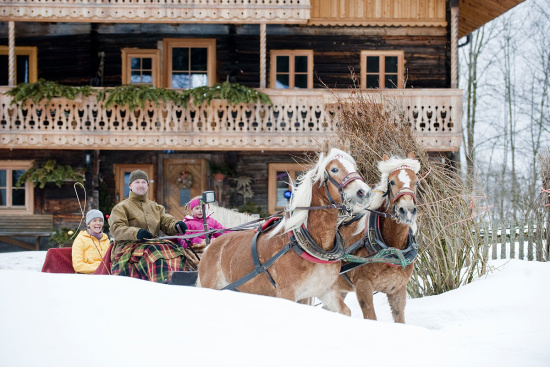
[
  {"x1": 175, "y1": 221, "x2": 188, "y2": 234},
  {"x1": 137, "y1": 229, "x2": 154, "y2": 240}
]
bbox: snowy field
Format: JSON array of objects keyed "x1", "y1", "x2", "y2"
[{"x1": 0, "y1": 251, "x2": 549, "y2": 367}]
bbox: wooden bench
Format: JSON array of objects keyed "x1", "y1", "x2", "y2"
[{"x1": 0, "y1": 214, "x2": 54, "y2": 251}]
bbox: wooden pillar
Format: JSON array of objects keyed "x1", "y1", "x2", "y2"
[
  {"x1": 8, "y1": 21, "x2": 15, "y2": 87},
  {"x1": 450, "y1": 0, "x2": 459, "y2": 89},
  {"x1": 260, "y1": 23, "x2": 267, "y2": 89}
]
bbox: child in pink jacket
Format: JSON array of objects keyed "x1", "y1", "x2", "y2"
[{"x1": 177, "y1": 197, "x2": 228, "y2": 249}]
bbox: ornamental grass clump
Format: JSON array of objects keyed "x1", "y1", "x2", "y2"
[{"x1": 326, "y1": 88, "x2": 489, "y2": 297}]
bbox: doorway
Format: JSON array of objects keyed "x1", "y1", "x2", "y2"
[{"x1": 162, "y1": 158, "x2": 207, "y2": 219}]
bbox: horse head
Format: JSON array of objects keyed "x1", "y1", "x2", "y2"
[
  {"x1": 372, "y1": 152, "x2": 420, "y2": 231},
  {"x1": 273, "y1": 142, "x2": 372, "y2": 235},
  {"x1": 316, "y1": 147, "x2": 372, "y2": 213}
]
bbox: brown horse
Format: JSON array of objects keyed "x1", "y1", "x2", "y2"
[
  {"x1": 337, "y1": 152, "x2": 420, "y2": 323},
  {"x1": 197, "y1": 144, "x2": 372, "y2": 315}
]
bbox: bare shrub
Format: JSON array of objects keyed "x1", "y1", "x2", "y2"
[{"x1": 327, "y1": 88, "x2": 489, "y2": 297}]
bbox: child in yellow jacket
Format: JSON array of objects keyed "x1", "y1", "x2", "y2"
[{"x1": 72, "y1": 209, "x2": 111, "y2": 274}]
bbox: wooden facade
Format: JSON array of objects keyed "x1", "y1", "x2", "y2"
[{"x1": 0, "y1": 0, "x2": 522, "y2": 250}]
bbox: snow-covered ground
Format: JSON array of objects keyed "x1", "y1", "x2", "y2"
[{"x1": 0, "y1": 251, "x2": 549, "y2": 367}]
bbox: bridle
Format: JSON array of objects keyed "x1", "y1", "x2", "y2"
[
  {"x1": 324, "y1": 170, "x2": 364, "y2": 213},
  {"x1": 382, "y1": 165, "x2": 418, "y2": 211}
]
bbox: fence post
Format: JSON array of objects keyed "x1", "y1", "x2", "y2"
[
  {"x1": 491, "y1": 220, "x2": 498, "y2": 260},
  {"x1": 535, "y1": 216, "x2": 544, "y2": 261},
  {"x1": 514, "y1": 220, "x2": 525, "y2": 260},
  {"x1": 500, "y1": 221, "x2": 507, "y2": 260},
  {"x1": 527, "y1": 221, "x2": 536, "y2": 261}
]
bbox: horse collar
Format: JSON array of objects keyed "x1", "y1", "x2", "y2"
[
  {"x1": 365, "y1": 212, "x2": 418, "y2": 266},
  {"x1": 290, "y1": 224, "x2": 345, "y2": 263},
  {"x1": 343, "y1": 212, "x2": 418, "y2": 267}
]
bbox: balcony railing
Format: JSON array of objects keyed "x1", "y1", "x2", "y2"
[
  {"x1": 0, "y1": 0, "x2": 311, "y2": 24},
  {"x1": 0, "y1": 88, "x2": 462, "y2": 152}
]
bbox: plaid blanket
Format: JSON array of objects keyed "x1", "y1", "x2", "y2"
[{"x1": 111, "y1": 240, "x2": 191, "y2": 283}]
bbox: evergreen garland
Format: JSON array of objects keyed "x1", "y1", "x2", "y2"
[
  {"x1": 7, "y1": 80, "x2": 272, "y2": 109},
  {"x1": 6, "y1": 79, "x2": 93, "y2": 105},
  {"x1": 187, "y1": 80, "x2": 272, "y2": 106},
  {"x1": 97, "y1": 84, "x2": 185, "y2": 110},
  {"x1": 16, "y1": 159, "x2": 84, "y2": 189}
]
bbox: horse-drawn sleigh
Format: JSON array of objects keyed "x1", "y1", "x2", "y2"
[{"x1": 42, "y1": 144, "x2": 422, "y2": 323}]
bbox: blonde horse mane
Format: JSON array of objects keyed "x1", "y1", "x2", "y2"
[
  {"x1": 366, "y1": 155, "x2": 421, "y2": 234},
  {"x1": 269, "y1": 148, "x2": 356, "y2": 237}
]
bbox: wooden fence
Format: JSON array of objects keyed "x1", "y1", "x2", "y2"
[{"x1": 477, "y1": 219, "x2": 549, "y2": 262}]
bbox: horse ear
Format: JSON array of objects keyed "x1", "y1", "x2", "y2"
[
  {"x1": 341, "y1": 139, "x2": 350, "y2": 152},
  {"x1": 407, "y1": 152, "x2": 415, "y2": 159},
  {"x1": 383, "y1": 154, "x2": 390, "y2": 161},
  {"x1": 322, "y1": 140, "x2": 331, "y2": 155}
]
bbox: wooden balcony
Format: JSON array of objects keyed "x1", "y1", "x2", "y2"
[
  {"x1": 0, "y1": 88, "x2": 462, "y2": 152},
  {"x1": 0, "y1": 0, "x2": 311, "y2": 24}
]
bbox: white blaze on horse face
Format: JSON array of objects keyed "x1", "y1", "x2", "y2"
[
  {"x1": 336, "y1": 156, "x2": 356, "y2": 175},
  {"x1": 398, "y1": 169, "x2": 411, "y2": 188}
]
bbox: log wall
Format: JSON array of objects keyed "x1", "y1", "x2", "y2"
[
  {"x1": 0, "y1": 23, "x2": 450, "y2": 88},
  {"x1": 0, "y1": 148, "x2": 301, "y2": 225}
]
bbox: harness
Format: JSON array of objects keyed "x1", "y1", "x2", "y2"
[
  {"x1": 222, "y1": 169, "x2": 363, "y2": 291},
  {"x1": 340, "y1": 211, "x2": 418, "y2": 274}
]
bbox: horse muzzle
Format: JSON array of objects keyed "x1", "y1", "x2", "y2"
[{"x1": 395, "y1": 200, "x2": 417, "y2": 224}]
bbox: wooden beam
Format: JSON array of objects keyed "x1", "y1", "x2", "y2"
[{"x1": 0, "y1": 236, "x2": 36, "y2": 251}]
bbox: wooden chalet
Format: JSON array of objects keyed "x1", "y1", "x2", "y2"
[{"x1": 0, "y1": 0, "x2": 524, "y2": 251}]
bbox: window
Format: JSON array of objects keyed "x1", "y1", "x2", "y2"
[
  {"x1": 121, "y1": 49, "x2": 160, "y2": 87},
  {"x1": 270, "y1": 50, "x2": 313, "y2": 89},
  {"x1": 0, "y1": 161, "x2": 34, "y2": 214},
  {"x1": 0, "y1": 46, "x2": 37, "y2": 86},
  {"x1": 360, "y1": 51, "x2": 404, "y2": 89},
  {"x1": 163, "y1": 38, "x2": 216, "y2": 89},
  {"x1": 114, "y1": 164, "x2": 155, "y2": 202},
  {"x1": 268, "y1": 163, "x2": 305, "y2": 214}
]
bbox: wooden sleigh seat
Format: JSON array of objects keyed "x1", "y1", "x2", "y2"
[{"x1": 41, "y1": 244, "x2": 113, "y2": 274}]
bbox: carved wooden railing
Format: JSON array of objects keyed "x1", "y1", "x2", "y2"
[
  {"x1": 0, "y1": 0, "x2": 311, "y2": 24},
  {"x1": 0, "y1": 88, "x2": 462, "y2": 152}
]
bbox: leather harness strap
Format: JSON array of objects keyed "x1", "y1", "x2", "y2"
[
  {"x1": 340, "y1": 212, "x2": 418, "y2": 274},
  {"x1": 222, "y1": 222, "x2": 292, "y2": 291}
]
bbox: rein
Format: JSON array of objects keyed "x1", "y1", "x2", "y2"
[
  {"x1": 220, "y1": 167, "x2": 365, "y2": 291},
  {"x1": 340, "y1": 209, "x2": 418, "y2": 271}
]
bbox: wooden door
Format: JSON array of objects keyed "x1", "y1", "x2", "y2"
[{"x1": 163, "y1": 158, "x2": 207, "y2": 219}]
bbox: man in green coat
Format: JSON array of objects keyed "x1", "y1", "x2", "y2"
[{"x1": 108, "y1": 169, "x2": 195, "y2": 282}]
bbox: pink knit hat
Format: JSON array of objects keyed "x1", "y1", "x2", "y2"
[{"x1": 189, "y1": 198, "x2": 201, "y2": 209}]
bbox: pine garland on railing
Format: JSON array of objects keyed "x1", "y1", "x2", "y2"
[
  {"x1": 6, "y1": 80, "x2": 272, "y2": 109},
  {"x1": 187, "y1": 80, "x2": 272, "y2": 106},
  {"x1": 6, "y1": 79, "x2": 93, "y2": 105}
]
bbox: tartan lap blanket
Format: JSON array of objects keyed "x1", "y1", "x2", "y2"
[{"x1": 111, "y1": 240, "x2": 189, "y2": 283}]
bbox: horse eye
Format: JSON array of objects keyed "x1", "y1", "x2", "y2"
[
  {"x1": 389, "y1": 180, "x2": 395, "y2": 186},
  {"x1": 331, "y1": 168, "x2": 339, "y2": 173}
]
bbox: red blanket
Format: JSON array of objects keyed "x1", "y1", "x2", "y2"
[
  {"x1": 93, "y1": 243, "x2": 113, "y2": 275},
  {"x1": 41, "y1": 247, "x2": 75, "y2": 274}
]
